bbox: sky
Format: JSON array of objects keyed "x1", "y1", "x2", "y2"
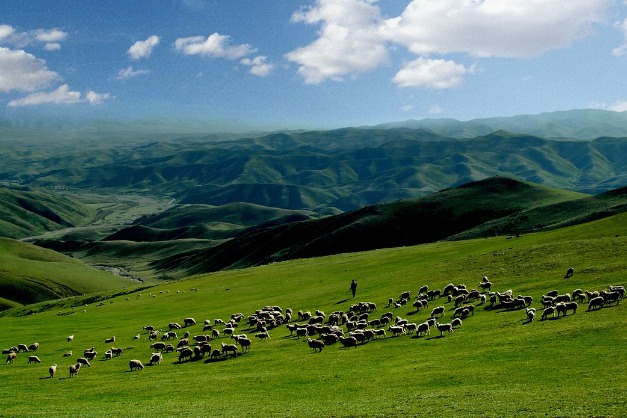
[{"x1": 0, "y1": 0, "x2": 626, "y2": 131}]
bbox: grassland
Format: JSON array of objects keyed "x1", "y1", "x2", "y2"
[{"x1": 0, "y1": 211, "x2": 625, "y2": 417}]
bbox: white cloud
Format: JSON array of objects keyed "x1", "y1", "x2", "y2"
[
  {"x1": 286, "y1": 0, "x2": 610, "y2": 86},
  {"x1": 116, "y1": 66, "x2": 150, "y2": 80},
  {"x1": 34, "y1": 28, "x2": 67, "y2": 43},
  {"x1": 7, "y1": 84, "x2": 111, "y2": 107},
  {"x1": 285, "y1": 0, "x2": 388, "y2": 84},
  {"x1": 0, "y1": 24, "x2": 15, "y2": 41},
  {"x1": 43, "y1": 42, "x2": 61, "y2": 51},
  {"x1": 0, "y1": 47, "x2": 60, "y2": 93},
  {"x1": 128, "y1": 35, "x2": 160, "y2": 60},
  {"x1": 240, "y1": 56, "x2": 274, "y2": 77},
  {"x1": 612, "y1": 18, "x2": 627, "y2": 56},
  {"x1": 393, "y1": 58, "x2": 468, "y2": 89},
  {"x1": 175, "y1": 33, "x2": 255, "y2": 59},
  {"x1": 428, "y1": 104, "x2": 444, "y2": 115},
  {"x1": 0, "y1": 25, "x2": 67, "y2": 50}
]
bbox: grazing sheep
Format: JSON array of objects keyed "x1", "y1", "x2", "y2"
[
  {"x1": 430, "y1": 306, "x2": 445, "y2": 318},
  {"x1": 296, "y1": 327, "x2": 308, "y2": 339},
  {"x1": 255, "y1": 331, "x2": 270, "y2": 340},
  {"x1": 307, "y1": 338, "x2": 325, "y2": 352},
  {"x1": 169, "y1": 322, "x2": 182, "y2": 330},
  {"x1": 412, "y1": 300, "x2": 425, "y2": 311},
  {"x1": 525, "y1": 308, "x2": 536, "y2": 322},
  {"x1": 437, "y1": 323, "x2": 453, "y2": 336},
  {"x1": 150, "y1": 352, "x2": 163, "y2": 365},
  {"x1": 541, "y1": 306, "x2": 556, "y2": 320},
  {"x1": 49, "y1": 364, "x2": 57, "y2": 378},
  {"x1": 63, "y1": 351, "x2": 72, "y2": 357},
  {"x1": 112, "y1": 347, "x2": 123, "y2": 356},
  {"x1": 129, "y1": 359, "x2": 144, "y2": 371},
  {"x1": 27, "y1": 342, "x2": 39, "y2": 352},
  {"x1": 555, "y1": 302, "x2": 567, "y2": 317},
  {"x1": 221, "y1": 342, "x2": 238, "y2": 357},
  {"x1": 83, "y1": 350, "x2": 97, "y2": 361},
  {"x1": 77, "y1": 357, "x2": 91, "y2": 367},
  {"x1": 564, "y1": 267, "x2": 574, "y2": 278},
  {"x1": 546, "y1": 290, "x2": 559, "y2": 298},
  {"x1": 479, "y1": 294, "x2": 486, "y2": 304},
  {"x1": 150, "y1": 342, "x2": 166, "y2": 351},
  {"x1": 404, "y1": 323, "x2": 418, "y2": 334},
  {"x1": 17, "y1": 344, "x2": 29, "y2": 353},
  {"x1": 28, "y1": 355, "x2": 41, "y2": 364},
  {"x1": 338, "y1": 336, "x2": 358, "y2": 348},
  {"x1": 177, "y1": 338, "x2": 189, "y2": 348},
  {"x1": 210, "y1": 349, "x2": 222, "y2": 360},
  {"x1": 601, "y1": 291, "x2": 621, "y2": 306},
  {"x1": 178, "y1": 347, "x2": 194, "y2": 362},
  {"x1": 554, "y1": 293, "x2": 571, "y2": 304},
  {"x1": 451, "y1": 318, "x2": 462, "y2": 329},
  {"x1": 184, "y1": 317, "x2": 196, "y2": 327},
  {"x1": 6, "y1": 352, "x2": 16, "y2": 364},
  {"x1": 212, "y1": 329, "x2": 220, "y2": 339},
  {"x1": 609, "y1": 285, "x2": 625, "y2": 298},
  {"x1": 69, "y1": 363, "x2": 81, "y2": 377},
  {"x1": 67, "y1": 335, "x2": 74, "y2": 342},
  {"x1": 416, "y1": 322, "x2": 430, "y2": 337},
  {"x1": 148, "y1": 331, "x2": 160, "y2": 341},
  {"x1": 388, "y1": 325, "x2": 405, "y2": 337},
  {"x1": 588, "y1": 296, "x2": 605, "y2": 311},
  {"x1": 237, "y1": 338, "x2": 252, "y2": 352}
]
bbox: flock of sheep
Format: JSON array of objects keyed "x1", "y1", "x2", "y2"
[{"x1": 3, "y1": 273, "x2": 624, "y2": 378}]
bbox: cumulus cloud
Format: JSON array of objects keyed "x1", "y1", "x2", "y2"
[
  {"x1": 286, "y1": 0, "x2": 610, "y2": 86},
  {"x1": 393, "y1": 58, "x2": 468, "y2": 89},
  {"x1": 175, "y1": 33, "x2": 255, "y2": 59},
  {"x1": 34, "y1": 28, "x2": 67, "y2": 43},
  {"x1": 285, "y1": 0, "x2": 388, "y2": 84},
  {"x1": 116, "y1": 66, "x2": 150, "y2": 80},
  {"x1": 0, "y1": 47, "x2": 60, "y2": 93},
  {"x1": 8, "y1": 84, "x2": 110, "y2": 107},
  {"x1": 0, "y1": 25, "x2": 68, "y2": 50},
  {"x1": 0, "y1": 24, "x2": 15, "y2": 41},
  {"x1": 240, "y1": 56, "x2": 274, "y2": 77},
  {"x1": 128, "y1": 35, "x2": 160, "y2": 60}
]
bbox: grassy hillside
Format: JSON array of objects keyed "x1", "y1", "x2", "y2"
[
  {"x1": 0, "y1": 211, "x2": 625, "y2": 416},
  {"x1": 0, "y1": 238, "x2": 136, "y2": 310},
  {"x1": 0, "y1": 186, "x2": 95, "y2": 239}
]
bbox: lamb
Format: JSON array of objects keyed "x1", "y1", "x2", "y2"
[
  {"x1": 525, "y1": 308, "x2": 536, "y2": 322},
  {"x1": 129, "y1": 359, "x2": 144, "y2": 371},
  {"x1": 307, "y1": 338, "x2": 325, "y2": 352},
  {"x1": 49, "y1": 364, "x2": 57, "y2": 378},
  {"x1": 150, "y1": 352, "x2": 163, "y2": 365},
  {"x1": 221, "y1": 342, "x2": 238, "y2": 357},
  {"x1": 588, "y1": 296, "x2": 605, "y2": 311},
  {"x1": 6, "y1": 352, "x2": 16, "y2": 364},
  {"x1": 104, "y1": 336, "x2": 115, "y2": 344},
  {"x1": 430, "y1": 306, "x2": 445, "y2": 318},
  {"x1": 541, "y1": 306, "x2": 556, "y2": 320},
  {"x1": 338, "y1": 336, "x2": 358, "y2": 348},
  {"x1": 28, "y1": 355, "x2": 41, "y2": 364},
  {"x1": 184, "y1": 317, "x2": 196, "y2": 327},
  {"x1": 69, "y1": 363, "x2": 81, "y2": 377},
  {"x1": 437, "y1": 323, "x2": 453, "y2": 336},
  {"x1": 77, "y1": 357, "x2": 91, "y2": 367}
]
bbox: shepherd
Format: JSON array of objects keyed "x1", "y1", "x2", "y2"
[{"x1": 350, "y1": 279, "x2": 357, "y2": 298}]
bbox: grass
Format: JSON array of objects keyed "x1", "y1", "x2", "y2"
[{"x1": 0, "y1": 212, "x2": 626, "y2": 416}]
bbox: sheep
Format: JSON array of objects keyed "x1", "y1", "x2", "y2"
[
  {"x1": 169, "y1": 322, "x2": 182, "y2": 330},
  {"x1": 150, "y1": 342, "x2": 166, "y2": 351},
  {"x1": 129, "y1": 359, "x2": 144, "y2": 371},
  {"x1": 69, "y1": 363, "x2": 81, "y2": 377},
  {"x1": 148, "y1": 331, "x2": 160, "y2": 341},
  {"x1": 430, "y1": 306, "x2": 445, "y2": 318},
  {"x1": 164, "y1": 344, "x2": 175, "y2": 353},
  {"x1": 105, "y1": 350, "x2": 113, "y2": 360},
  {"x1": 237, "y1": 337, "x2": 252, "y2": 352},
  {"x1": 193, "y1": 334, "x2": 209, "y2": 343},
  {"x1": 134, "y1": 334, "x2": 141, "y2": 340},
  {"x1": 338, "y1": 336, "x2": 358, "y2": 348},
  {"x1": 296, "y1": 327, "x2": 308, "y2": 339},
  {"x1": 609, "y1": 285, "x2": 625, "y2": 298},
  {"x1": 479, "y1": 294, "x2": 487, "y2": 304},
  {"x1": 104, "y1": 336, "x2": 115, "y2": 344},
  {"x1": 412, "y1": 300, "x2": 425, "y2": 311},
  {"x1": 6, "y1": 352, "x2": 16, "y2": 364},
  {"x1": 564, "y1": 267, "x2": 574, "y2": 278},
  {"x1": 63, "y1": 350, "x2": 72, "y2": 357},
  {"x1": 404, "y1": 323, "x2": 418, "y2": 334},
  {"x1": 307, "y1": 338, "x2": 325, "y2": 352},
  {"x1": 67, "y1": 335, "x2": 74, "y2": 342},
  {"x1": 221, "y1": 342, "x2": 238, "y2": 357},
  {"x1": 210, "y1": 349, "x2": 222, "y2": 360},
  {"x1": 150, "y1": 352, "x2": 163, "y2": 365},
  {"x1": 111, "y1": 347, "x2": 123, "y2": 356},
  {"x1": 184, "y1": 317, "x2": 196, "y2": 327},
  {"x1": 223, "y1": 328, "x2": 234, "y2": 338},
  {"x1": 212, "y1": 329, "x2": 220, "y2": 339},
  {"x1": 388, "y1": 325, "x2": 405, "y2": 337},
  {"x1": 373, "y1": 329, "x2": 387, "y2": 338},
  {"x1": 178, "y1": 347, "x2": 194, "y2": 362},
  {"x1": 588, "y1": 296, "x2": 605, "y2": 311},
  {"x1": 49, "y1": 364, "x2": 57, "y2": 378},
  {"x1": 416, "y1": 322, "x2": 430, "y2": 337},
  {"x1": 177, "y1": 338, "x2": 189, "y2": 348},
  {"x1": 17, "y1": 344, "x2": 29, "y2": 353},
  {"x1": 255, "y1": 331, "x2": 270, "y2": 340},
  {"x1": 83, "y1": 350, "x2": 97, "y2": 360},
  {"x1": 437, "y1": 323, "x2": 453, "y2": 336},
  {"x1": 601, "y1": 291, "x2": 621, "y2": 306},
  {"x1": 321, "y1": 333, "x2": 339, "y2": 345},
  {"x1": 546, "y1": 290, "x2": 559, "y2": 298},
  {"x1": 479, "y1": 281, "x2": 492, "y2": 292},
  {"x1": 554, "y1": 293, "x2": 571, "y2": 304},
  {"x1": 27, "y1": 355, "x2": 41, "y2": 364},
  {"x1": 525, "y1": 308, "x2": 536, "y2": 322},
  {"x1": 541, "y1": 306, "x2": 556, "y2": 320},
  {"x1": 555, "y1": 302, "x2": 567, "y2": 317},
  {"x1": 451, "y1": 318, "x2": 463, "y2": 329},
  {"x1": 427, "y1": 290, "x2": 440, "y2": 300},
  {"x1": 517, "y1": 295, "x2": 533, "y2": 307},
  {"x1": 77, "y1": 357, "x2": 91, "y2": 367}
]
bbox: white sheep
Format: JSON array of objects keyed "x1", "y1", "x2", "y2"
[
  {"x1": 437, "y1": 323, "x2": 453, "y2": 336},
  {"x1": 150, "y1": 352, "x2": 163, "y2": 365},
  {"x1": 6, "y1": 352, "x2": 16, "y2": 364},
  {"x1": 221, "y1": 342, "x2": 238, "y2": 357},
  {"x1": 430, "y1": 306, "x2": 445, "y2": 318},
  {"x1": 49, "y1": 363, "x2": 57, "y2": 378},
  {"x1": 104, "y1": 336, "x2": 115, "y2": 344},
  {"x1": 451, "y1": 318, "x2": 462, "y2": 329},
  {"x1": 69, "y1": 363, "x2": 81, "y2": 377},
  {"x1": 307, "y1": 338, "x2": 324, "y2": 352},
  {"x1": 67, "y1": 335, "x2": 74, "y2": 342},
  {"x1": 63, "y1": 350, "x2": 72, "y2": 357},
  {"x1": 77, "y1": 357, "x2": 91, "y2": 367},
  {"x1": 525, "y1": 308, "x2": 536, "y2": 322},
  {"x1": 28, "y1": 355, "x2": 41, "y2": 364},
  {"x1": 541, "y1": 306, "x2": 556, "y2": 320},
  {"x1": 416, "y1": 322, "x2": 430, "y2": 337},
  {"x1": 129, "y1": 359, "x2": 144, "y2": 371},
  {"x1": 105, "y1": 350, "x2": 113, "y2": 360}
]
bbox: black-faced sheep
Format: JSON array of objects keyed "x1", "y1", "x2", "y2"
[
  {"x1": 49, "y1": 364, "x2": 57, "y2": 378},
  {"x1": 28, "y1": 355, "x2": 41, "y2": 364},
  {"x1": 6, "y1": 352, "x2": 16, "y2": 364},
  {"x1": 221, "y1": 342, "x2": 238, "y2": 357},
  {"x1": 69, "y1": 363, "x2": 81, "y2": 377},
  {"x1": 338, "y1": 336, "x2": 357, "y2": 348},
  {"x1": 541, "y1": 306, "x2": 556, "y2": 320},
  {"x1": 150, "y1": 352, "x2": 163, "y2": 365},
  {"x1": 129, "y1": 359, "x2": 144, "y2": 371},
  {"x1": 307, "y1": 338, "x2": 324, "y2": 352}
]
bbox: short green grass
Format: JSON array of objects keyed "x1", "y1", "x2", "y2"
[{"x1": 0, "y1": 213, "x2": 625, "y2": 417}]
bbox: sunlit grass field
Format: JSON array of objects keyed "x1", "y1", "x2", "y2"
[{"x1": 1, "y1": 213, "x2": 626, "y2": 417}]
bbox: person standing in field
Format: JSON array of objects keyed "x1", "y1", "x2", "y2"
[{"x1": 350, "y1": 279, "x2": 357, "y2": 298}]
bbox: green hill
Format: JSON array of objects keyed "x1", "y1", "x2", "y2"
[
  {"x1": 0, "y1": 210, "x2": 624, "y2": 416},
  {"x1": 0, "y1": 186, "x2": 95, "y2": 239},
  {"x1": 0, "y1": 238, "x2": 136, "y2": 310}
]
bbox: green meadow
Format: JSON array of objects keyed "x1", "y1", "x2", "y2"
[{"x1": 1, "y1": 213, "x2": 626, "y2": 417}]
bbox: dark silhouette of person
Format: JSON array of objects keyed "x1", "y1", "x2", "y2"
[{"x1": 350, "y1": 280, "x2": 357, "y2": 298}]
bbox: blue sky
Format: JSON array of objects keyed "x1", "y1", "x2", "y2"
[{"x1": 1, "y1": 0, "x2": 626, "y2": 130}]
